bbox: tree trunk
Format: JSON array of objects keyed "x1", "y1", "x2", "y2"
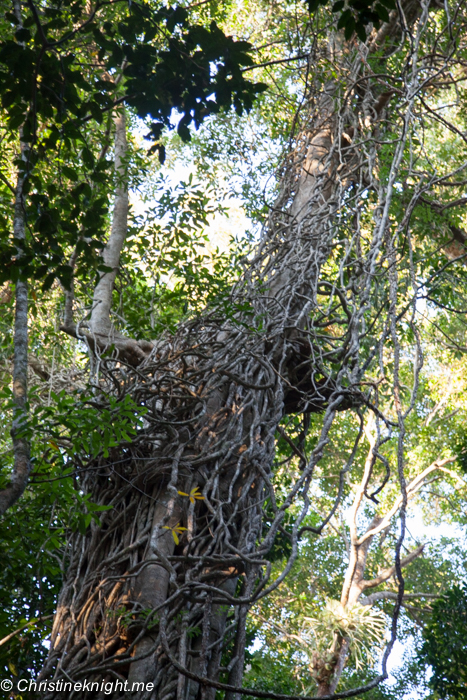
[
  {"x1": 90, "y1": 107, "x2": 129, "y2": 338},
  {"x1": 38, "y1": 72, "x2": 347, "y2": 698},
  {"x1": 39, "y1": 3, "x2": 449, "y2": 698},
  {"x1": 0, "y1": 112, "x2": 31, "y2": 515}
]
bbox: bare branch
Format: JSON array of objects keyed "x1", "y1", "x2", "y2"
[
  {"x1": 357, "y1": 457, "x2": 458, "y2": 545},
  {"x1": 361, "y1": 544, "x2": 425, "y2": 591},
  {"x1": 360, "y1": 591, "x2": 441, "y2": 606},
  {"x1": 0, "y1": 615, "x2": 53, "y2": 648}
]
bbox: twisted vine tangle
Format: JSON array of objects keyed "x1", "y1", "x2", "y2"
[{"x1": 38, "y1": 2, "x2": 467, "y2": 698}]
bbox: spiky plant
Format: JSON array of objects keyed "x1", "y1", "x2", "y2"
[{"x1": 302, "y1": 599, "x2": 386, "y2": 672}]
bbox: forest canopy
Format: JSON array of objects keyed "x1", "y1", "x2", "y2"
[{"x1": 1, "y1": 0, "x2": 467, "y2": 698}]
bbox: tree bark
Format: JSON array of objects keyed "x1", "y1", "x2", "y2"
[
  {"x1": 59, "y1": 105, "x2": 152, "y2": 365},
  {"x1": 312, "y1": 451, "x2": 453, "y2": 696},
  {"x1": 0, "y1": 120, "x2": 31, "y2": 516},
  {"x1": 39, "y1": 2, "x2": 460, "y2": 699},
  {"x1": 90, "y1": 107, "x2": 129, "y2": 337}
]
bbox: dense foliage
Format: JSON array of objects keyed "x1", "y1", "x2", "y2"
[
  {"x1": 0, "y1": 0, "x2": 266, "y2": 290},
  {"x1": 420, "y1": 585, "x2": 467, "y2": 699}
]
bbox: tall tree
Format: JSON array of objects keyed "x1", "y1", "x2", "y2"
[
  {"x1": 3, "y1": 0, "x2": 467, "y2": 698},
  {"x1": 36, "y1": 1, "x2": 467, "y2": 699}
]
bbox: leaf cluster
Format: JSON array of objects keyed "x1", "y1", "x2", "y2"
[
  {"x1": 0, "y1": 0, "x2": 265, "y2": 290},
  {"x1": 419, "y1": 584, "x2": 467, "y2": 699}
]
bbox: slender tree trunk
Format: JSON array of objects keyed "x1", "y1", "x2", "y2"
[
  {"x1": 0, "y1": 131, "x2": 31, "y2": 516},
  {"x1": 312, "y1": 429, "x2": 436, "y2": 696},
  {"x1": 90, "y1": 107, "x2": 129, "y2": 338}
]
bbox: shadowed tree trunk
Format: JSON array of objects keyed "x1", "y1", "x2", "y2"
[
  {"x1": 0, "y1": 0, "x2": 32, "y2": 516},
  {"x1": 0, "y1": 134, "x2": 31, "y2": 516}
]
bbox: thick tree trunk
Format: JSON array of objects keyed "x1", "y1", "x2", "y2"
[
  {"x1": 38, "y1": 76, "x2": 347, "y2": 696},
  {"x1": 39, "y1": 3, "x2": 446, "y2": 698}
]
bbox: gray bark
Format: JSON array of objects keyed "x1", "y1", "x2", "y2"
[
  {"x1": 128, "y1": 492, "x2": 181, "y2": 687},
  {"x1": 90, "y1": 108, "x2": 129, "y2": 337},
  {"x1": 60, "y1": 105, "x2": 152, "y2": 365}
]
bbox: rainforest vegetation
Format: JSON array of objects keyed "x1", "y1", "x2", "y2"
[{"x1": 1, "y1": 0, "x2": 467, "y2": 697}]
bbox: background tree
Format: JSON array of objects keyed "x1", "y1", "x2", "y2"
[{"x1": 0, "y1": 0, "x2": 266, "y2": 514}]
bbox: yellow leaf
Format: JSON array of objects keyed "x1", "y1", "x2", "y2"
[
  {"x1": 179, "y1": 487, "x2": 204, "y2": 503},
  {"x1": 163, "y1": 523, "x2": 187, "y2": 546},
  {"x1": 190, "y1": 487, "x2": 204, "y2": 502}
]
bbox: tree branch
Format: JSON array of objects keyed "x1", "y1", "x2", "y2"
[
  {"x1": 360, "y1": 544, "x2": 425, "y2": 591},
  {"x1": 59, "y1": 321, "x2": 153, "y2": 367},
  {"x1": 360, "y1": 590, "x2": 441, "y2": 606},
  {"x1": 357, "y1": 456, "x2": 458, "y2": 545},
  {"x1": 0, "y1": 615, "x2": 53, "y2": 648}
]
